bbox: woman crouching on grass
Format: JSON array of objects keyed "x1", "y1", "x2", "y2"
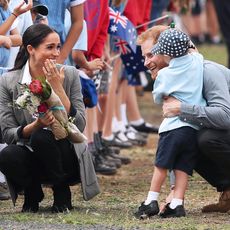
[{"x1": 0, "y1": 24, "x2": 99, "y2": 213}]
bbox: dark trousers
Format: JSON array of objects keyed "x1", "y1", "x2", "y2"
[
  {"x1": 0, "y1": 129, "x2": 80, "y2": 191},
  {"x1": 196, "y1": 128, "x2": 230, "y2": 192}
]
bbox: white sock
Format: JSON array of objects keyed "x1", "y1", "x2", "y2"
[
  {"x1": 120, "y1": 104, "x2": 128, "y2": 126},
  {"x1": 129, "y1": 118, "x2": 144, "y2": 126},
  {"x1": 144, "y1": 191, "x2": 159, "y2": 205},
  {"x1": 112, "y1": 117, "x2": 120, "y2": 133},
  {"x1": 169, "y1": 198, "x2": 183, "y2": 209},
  {"x1": 117, "y1": 120, "x2": 126, "y2": 133},
  {"x1": 103, "y1": 134, "x2": 114, "y2": 141}
]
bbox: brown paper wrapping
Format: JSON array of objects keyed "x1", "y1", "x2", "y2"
[{"x1": 45, "y1": 90, "x2": 87, "y2": 143}]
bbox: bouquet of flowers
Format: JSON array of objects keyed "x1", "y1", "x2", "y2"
[{"x1": 15, "y1": 78, "x2": 87, "y2": 143}]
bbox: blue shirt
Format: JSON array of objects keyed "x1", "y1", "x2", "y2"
[
  {"x1": 153, "y1": 52, "x2": 206, "y2": 133},
  {"x1": 39, "y1": 0, "x2": 84, "y2": 43},
  {"x1": 0, "y1": 7, "x2": 11, "y2": 67}
]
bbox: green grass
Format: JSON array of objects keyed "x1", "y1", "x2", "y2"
[{"x1": 198, "y1": 44, "x2": 227, "y2": 66}]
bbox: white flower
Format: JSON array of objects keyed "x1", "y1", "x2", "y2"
[
  {"x1": 15, "y1": 89, "x2": 41, "y2": 115},
  {"x1": 30, "y1": 94, "x2": 41, "y2": 107},
  {"x1": 15, "y1": 91, "x2": 30, "y2": 108}
]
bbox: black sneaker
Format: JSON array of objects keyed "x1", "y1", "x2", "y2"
[
  {"x1": 159, "y1": 203, "x2": 186, "y2": 218},
  {"x1": 51, "y1": 184, "x2": 73, "y2": 213},
  {"x1": 101, "y1": 144, "x2": 131, "y2": 165},
  {"x1": 134, "y1": 200, "x2": 159, "y2": 219},
  {"x1": 94, "y1": 154, "x2": 117, "y2": 175},
  {"x1": 125, "y1": 126, "x2": 148, "y2": 146},
  {"x1": 110, "y1": 146, "x2": 120, "y2": 155},
  {"x1": 102, "y1": 137, "x2": 132, "y2": 148},
  {"x1": 0, "y1": 182, "x2": 10, "y2": 200},
  {"x1": 131, "y1": 122, "x2": 158, "y2": 134}
]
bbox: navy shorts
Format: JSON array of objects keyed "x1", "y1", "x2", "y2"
[{"x1": 155, "y1": 127, "x2": 198, "y2": 175}]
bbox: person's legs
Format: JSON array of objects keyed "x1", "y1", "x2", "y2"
[
  {"x1": 149, "y1": 166, "x2": 167, "y2": 193},
  {"x1": 126, "y1": 85, "x2": 142, "y2": 122},
  {"x1": 0, "y1": 144, "x2": 43, "y2": 212},
  {"x1": 205, "y1": 0, "x2": 221, "y2": 44},
  {"x1": 134, "y1": 166, "x2": 166, "y2": 219},
  {"x1": 159, "y1": 169, "x2": 186, "y2": 218},
  {"x1": 102, "y1": 58, "x2": 121, "y2": 138},
  {"x1": 212, "y1": 0, "x2": 230, "y2": 68},
  {"x1": 158, "y1": 127, "x2": 197, "y2": 217},
  {"x1": 197, "y1": 129, "x2": 230, "y2": 190},
  {"x1": 126, "y1": 85, "x2": 158, "y2": 133},
  {"x1": 227, "y1": 43, "x2": 230, "y2": 68},
  {"x1": 173, "y1": 170, "x2": 188, "y2": 200},
  {"x1": 85, "y1": 108, "x2": 97, "y2": 143},
  {"x1": 97, "y1": 94, "x2": 107, "y2": 133},
  {"x1": 31, "y1": 129, "x2": 81, "y2": 212},
  {"x1": 51, "y1": 137, "x2": 80, "y2": 212},
  {"x1": 197, "y1": 128, "x2": 230, "y2": 212},
  {"x1": 85, "y1": 108, "x2": 117, "y2": 175},
  {"x1": 30, "y1": 129, "x2": 67, "y2": 185},
  {"x1": 0, "y1": 142, "x2": 10, "y2": 200}
]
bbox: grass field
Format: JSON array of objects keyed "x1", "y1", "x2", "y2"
[{"x1": 0, "y1": 44, "x2": 229, "y2": 230}]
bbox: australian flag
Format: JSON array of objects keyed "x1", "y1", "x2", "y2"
[
  {"x1": 108, "y1": 7, "x2": 137, "y2": 52},
  {"x1": 114, "y1": 38, "x2": 147, "y2": 75}
]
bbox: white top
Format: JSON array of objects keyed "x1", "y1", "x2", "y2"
[
  {"x1": 65, "y1": 11, "x2": 87, "y2": 51},
  {"x1": 21, "y1": 61, "x2": 32, "y2": 84},
  {"x1": 7, "y1": 0, "x2": 33, "y2": 68}
]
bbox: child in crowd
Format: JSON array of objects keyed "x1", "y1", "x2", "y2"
[
  {"x1": 135, "y1": 26, "x2": 206, "y2": 218},
  {"x1": 0, "y1": 0, "x2": 32, "y2": 73}
]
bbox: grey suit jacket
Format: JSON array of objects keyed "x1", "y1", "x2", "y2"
[{"x1": 0, "y1": 65, "x2": 100, "y2": 203}]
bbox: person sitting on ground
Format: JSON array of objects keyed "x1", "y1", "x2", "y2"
[
  {"x1": 134, "y1": 25, "x2": 206, "y2": 219},
  {"x1": 0, "y1": 24, "x2": 99, "y2": 213}
]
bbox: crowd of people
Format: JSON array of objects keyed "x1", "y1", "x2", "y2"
[{"x1": 0, "y1": 0, "x2": 230, "y2": 220}]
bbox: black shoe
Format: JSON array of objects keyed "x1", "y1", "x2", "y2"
[
  {"x1": 102, "y1": 137, "x2": 132, "y2": 148},
  {"x1": 100, "y1": 144, "x2": 131, "y2": 165},
  {"x1": 0, "y1": 191, "x2": 11, "y2": 200},
  {"x1": 94, "y1": 154, "x2": 117, "y2": 175},
  {"x1": 106, "y1": 148, "x2": 131, "y2": 165},
  {"x1": 21, "y1": 183, "x2": 44, "y2": 213},
  {"x1": 125, "y1": 126, "x2": 148, "y2": 146},
  {"x1": 110, "y1": 146, "x2": 120, "y2": 155},
  {"x1": 159, "y1": 203, "x2": 186, "y2": 218},
  {"x1": 131, "y1": 122, "x2": 158, "y2": 134},
  {"x1": 0, "y1": 182, "x2": 10, "y2": 200},
  {"x1": 91, "y1": 149, "x2": 118, "y2": 168},
  {"x1": 99, "y1": 148, "x2": 122, "y2": 168},
  {"x1": 134, "y1": 201, "x2": 159, "y2": 219},
  {"x1": 52, "y1": 184, "x2": 73, "y2": 213},
  {"x1": 22, "y1": 202, "x2": 39, "y2": 213},
  {"x1": 51, "y1": 204, "x2": 73, "y2": 213}
]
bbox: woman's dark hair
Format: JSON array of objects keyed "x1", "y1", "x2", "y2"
[{"x1": 11, "y1": 24, "x2": 55, "y2": 71}]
